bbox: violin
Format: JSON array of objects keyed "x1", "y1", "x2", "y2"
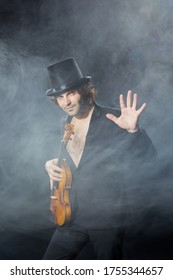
[{"x1": 50, "y1": 123, "x2": 74, "y2": 226}]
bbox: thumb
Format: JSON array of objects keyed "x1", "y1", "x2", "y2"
[
  {"x1": 50, "y1": 178, "x2": 54, "y2": 190},
  {"x1": 106, "y1": 113, "x2": 118, "y2": 124}
]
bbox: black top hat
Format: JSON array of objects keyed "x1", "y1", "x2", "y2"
[{"x1": 46, "y1": 57, "x2": 91, "y2": 96}]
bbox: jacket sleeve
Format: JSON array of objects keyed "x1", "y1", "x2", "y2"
[{"x1": 122, "y1": 127, "x2": 157, "y2": 163}]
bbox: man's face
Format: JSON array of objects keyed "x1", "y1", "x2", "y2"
[{"x1": 55, "y1": 90, "x2": 83, "y2": 117}]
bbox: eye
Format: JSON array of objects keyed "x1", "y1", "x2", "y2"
[
  {"x1": 69, "y1": 91, "x2": 76, "y2": 96},
  {"x1": 57, "y1": 95, "x2": 63, "y2": 100}
]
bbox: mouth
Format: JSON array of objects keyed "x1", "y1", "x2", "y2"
[{"x1": 66, "y1": 106, "x2": 75, "y2": 111}]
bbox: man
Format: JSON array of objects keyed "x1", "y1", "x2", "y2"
[{"x1": 43, "y1": 57, "x2": 155, "y2": 259}]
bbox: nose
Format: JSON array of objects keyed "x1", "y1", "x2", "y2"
[{"x1": 64, "y1": 95, "x2": 71, "y2": 106}]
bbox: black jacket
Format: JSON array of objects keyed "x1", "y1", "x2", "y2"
[{"x1": 61, "y1": 103, "x2": 156, "y2": 229}]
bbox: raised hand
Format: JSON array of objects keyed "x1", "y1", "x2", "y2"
[{"x1": 106, "y1": 90, "x2": 146, "y2": 133}]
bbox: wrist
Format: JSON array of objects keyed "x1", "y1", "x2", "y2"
[{"x1": 127, "y1": 126, "x2": 139, "y2": 133}]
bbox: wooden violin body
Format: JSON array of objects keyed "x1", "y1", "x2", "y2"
[
  {"x1": 49, "y1": 124, "x2": 74, "y2": 226},
  {"x1": 50, "y1": 159, "x2": 72, "y2": 226}
]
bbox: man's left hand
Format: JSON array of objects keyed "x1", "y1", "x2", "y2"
[{"x1": 106, "y1": 90, "x2": 146, "y2": 133}]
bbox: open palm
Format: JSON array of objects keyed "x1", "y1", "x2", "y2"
[{"x1": 106, "y1": 90, "x2": 146, "y2": 133}]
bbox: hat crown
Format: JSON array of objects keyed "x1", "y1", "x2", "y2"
[
  {"x1": 48, "y1": 58, "x2": 83, "y2": 90},
  {"x1": 46, "y1": 57, "x2": 91, "y2": 96}
]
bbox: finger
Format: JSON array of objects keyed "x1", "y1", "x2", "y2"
[
  {"x1": 50, "y1": 174, "x2": 63, "y2": 182},
  {"x1": 132, "y1": 93, "x2": 138, "y2": 109},
  {"x1": 50, "y1": 167, "x2": 64, "y2": 178},
  {"x1": 54, "y1": 165, "x2": 64, "y2": 173},
  {"x1": 45, "y1": 158, "x2": 58, "y2": 171},
  {"x1": 126, "y1": 90, "x2": 132, "y2": 107},
  {"x1": 137, "y1": 103, "x2": 147, "y2": 115},
  {"x1": 106, "y1": 113, "x2": 118, "y2": 124},
  {"x1": 52, "y1": 158, "x2": 58, "y2": 164},
  {"x1": 119, "y1": 94, "x2": 125, "y2": 110},
  {"x1": 51, "y1": 159, "x2": 64, "y2": 173},
  {"x1": 47, "y1": 164, "x2": 63, "y2": 181},
  {"x1": 46, "y1": 159, "x2": 64, "y2": 174}
]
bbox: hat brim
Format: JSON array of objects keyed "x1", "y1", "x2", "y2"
[{"x1": 46, "y1": 76, "x2": 92, "y2": 96}]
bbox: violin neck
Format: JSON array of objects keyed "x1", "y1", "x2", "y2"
[
  {"x1": 57, "y1": 122, "x2": 73, "y2": 167},
  {"x1": 57, "y1": 141, "x2": 65, "y2": 167}
]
